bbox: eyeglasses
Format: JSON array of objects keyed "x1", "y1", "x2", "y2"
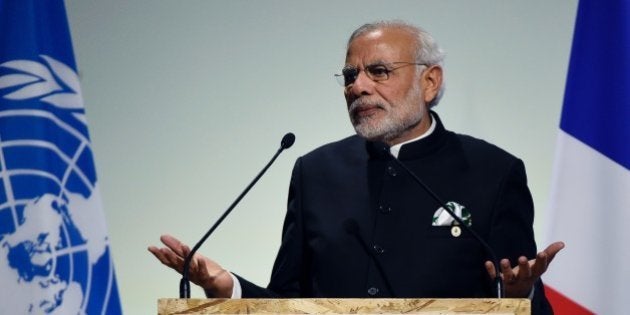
[{"x1": 334, "y1": 62, "x2": 427, "y2": 87}]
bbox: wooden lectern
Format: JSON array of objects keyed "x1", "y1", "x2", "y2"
[{"x1": 158, "y1": 298, "x2": 530, "y2": 314}]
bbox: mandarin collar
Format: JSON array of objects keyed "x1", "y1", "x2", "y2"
[{"x1": 365, "y1": 111, "x2": 449, "y2": 161}]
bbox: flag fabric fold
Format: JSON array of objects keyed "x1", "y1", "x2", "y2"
[
  {"x1": 0, "y1": 1, "x2": 123, "y2": 313},
  {"x1": 545, "y1": 0, "x2": 630, "y2": 314}
]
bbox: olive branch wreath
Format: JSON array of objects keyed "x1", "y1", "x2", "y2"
[{"x1": 0, "y1": 55, "x2": 87, "y2": 124}]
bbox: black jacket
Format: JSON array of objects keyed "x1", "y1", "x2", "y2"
[{"x1": 237, "y1": 113, "x2": 552, "y2": 314}]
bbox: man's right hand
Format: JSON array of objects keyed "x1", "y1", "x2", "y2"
[{"x1": 148, "y1": 234, "x2": 234, "y2": 298}]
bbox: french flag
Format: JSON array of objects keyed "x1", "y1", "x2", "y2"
[{"x1": 544, "y1": 0, "x2": 630, "y2": 314}]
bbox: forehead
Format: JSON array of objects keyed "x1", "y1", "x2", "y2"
[{"x1": 345, "y1": 28, "x2": 416, "y2": 65}]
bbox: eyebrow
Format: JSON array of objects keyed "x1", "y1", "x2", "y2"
[{"x1": 343, "y1": 60, "x2": 390, "y2": 69}]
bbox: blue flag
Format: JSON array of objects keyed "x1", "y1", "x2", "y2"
[
  {"x1": 545, "y1": 0, "x2": 630, "y2": 314},
  {"x1": 0, "y1": 1, "x2": 123, "y2": 314},
  {"x1": 559, "y1": 0, "x2": 630, "y2": 171}
]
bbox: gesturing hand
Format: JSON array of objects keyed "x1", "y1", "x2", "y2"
[
  {"x1": 485, "y1": 241, "x2": 565, "y2": 297},
  {"x1": 148, "y1": 234, "x2": 233, "y2": 298}
]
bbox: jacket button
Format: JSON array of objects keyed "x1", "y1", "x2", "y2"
[
  {"x1": 373, "y1": 244, "x2": 385, "y2": 254},
  {"x1": 387, "y1": 165, "x2": 397, "y2": 177},
  {"x1": 367, "y1": 287, "x2": 379, "y2": 296},
  {"x1": 378, "y1": 205, "x2": 392, "y2": 214}
]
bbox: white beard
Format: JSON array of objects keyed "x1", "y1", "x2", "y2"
[{"x1": 349, "y1": 82, "x2": 425, "y2": 142}]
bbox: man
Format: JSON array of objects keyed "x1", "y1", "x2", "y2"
[{"x1": 149, "y1": 21, "x2": 564, "y2": 314}]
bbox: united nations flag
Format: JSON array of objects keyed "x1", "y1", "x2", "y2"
[{"x1": 0, "y1": 1, "x2": 123, "y2": 313}]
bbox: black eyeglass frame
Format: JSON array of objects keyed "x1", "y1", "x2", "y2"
[{"x1": 334, "y1": 61, "x2": 428, "y2": 87}]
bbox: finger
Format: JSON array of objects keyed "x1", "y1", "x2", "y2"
[
  {"x1": 181, "y1": 244, "x2": 192, "y2": 259},
  {"x1": 484, "y1": 261, "x2": 496, "y2": 279},
  {"x1": 147, "y1": 246, "x2": 160, "y2": 257},
  {"x1": 148, "y1": 246, "x2": 169, "y2": 264},
  {"x1": 516, "y1": 256, "x2": 531, "y2": 280},
  {"x1": 530, "y1": 250, "x2": 549, "y2": 277},
  {"x1": 150, "y1": 246, "x2": 184, "y2": 274},
  {"x1": 499, "y1": 258, "x2": 517, "y2": 283},
  {"x1": 160, "y1": 234, "x2": 188, "y2": 258},
  {"x1": 149, "y1": 246, "x2": 174, "y2": 266},
  {"x1": 180, "y1": 245, "x2": 202, "y2": 273},
  {"x1": 161, "y1": 248, "x2": 185, "y2": 273},
  {"x1": 529, "y1": 241, "x2": 565, "y2": 277},
  {"x1": 544, "y1": 241, "x2": 565, "y2": 263}
]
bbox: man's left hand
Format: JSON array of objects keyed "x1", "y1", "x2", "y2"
[{"x1": 485, "y1": 241, "x2": 565, "y2": 297}]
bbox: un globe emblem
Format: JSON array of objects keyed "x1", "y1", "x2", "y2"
[{"x1": 0, "y1": 56, "x2": 118, "y2": 314}]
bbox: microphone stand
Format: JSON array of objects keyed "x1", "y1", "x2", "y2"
[{"x1": 179, "y1": 133, "x2": 295, "y2": 298}]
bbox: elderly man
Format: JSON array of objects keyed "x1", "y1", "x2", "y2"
[{"x1": 150, "y1": 20, "x2": 563, "y2": 314}]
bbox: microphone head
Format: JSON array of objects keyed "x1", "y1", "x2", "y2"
[{"x1": 281, "y1": 132, "x2": 296, "y2": 149}]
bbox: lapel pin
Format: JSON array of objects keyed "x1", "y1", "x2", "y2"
[{"x1": 451, "y1": 225, "x2": 462, "y2": 237}]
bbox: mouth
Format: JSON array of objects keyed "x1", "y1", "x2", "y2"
[
  {"x1": 349, "y1": 99, "x2": 383, "y2": 118},
  {"x1": 352, "y1": 106, "x2": 380, "y2": 118}
]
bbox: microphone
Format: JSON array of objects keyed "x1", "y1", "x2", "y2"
[
  {"x1": 179, "y1": 132, "x2": 296, "y2": 298},
  {"x1": 281, "y1": 132, "x2": 295, "y2": 149},
  {"x1": 343, "y1": 218, "x2": 397, "y2": 297},
  {"x1": 375, "y1": 142, "x2": 504, "y2": 298}
]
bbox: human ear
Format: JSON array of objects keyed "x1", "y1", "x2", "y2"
[{"x1": 421, "y1": 65, "x2": 443, "y2": 104}]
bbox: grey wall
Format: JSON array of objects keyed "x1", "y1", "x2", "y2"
[{"x1": 66, "y1": 1, "x2": 578, "y2": 313}]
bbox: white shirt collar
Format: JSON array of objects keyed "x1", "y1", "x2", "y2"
[{"x1": 389, "y1": 114, "x2": 436, "y2": 158}]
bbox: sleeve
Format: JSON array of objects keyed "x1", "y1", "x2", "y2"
[
  {"x1": 489, "y1": 159, "x2": 553, "y2": 315},
  {"x1": 489, "y1": 159, "x2": 537, "y2": 261}
]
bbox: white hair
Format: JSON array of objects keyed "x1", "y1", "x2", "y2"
[{"x1": 347, "y1": 20, "x2": 446, "y2": 107}]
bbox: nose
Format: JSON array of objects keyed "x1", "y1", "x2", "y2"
[{"x1": 346, "y1": 69, "x2": 374, "y2": 97}]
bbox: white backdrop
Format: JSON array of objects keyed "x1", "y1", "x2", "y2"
[{"x1": 66, "y1": 1, "x2": 578, "y2": 313}]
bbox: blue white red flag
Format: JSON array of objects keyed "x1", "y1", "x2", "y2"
[
  {"x1": 545, "y1": 0, "x2": 630, "y2": 314},
  {"x1": 0, "y1": 1, "x2": 123, "y2": 313}
]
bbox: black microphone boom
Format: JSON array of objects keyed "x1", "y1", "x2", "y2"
[
  {"x1": 179, "y1": 132, "x2": 296, "y2": 298},
  {"x1": 377, "y1": 143, "x2": 504, "y2": 298}
]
